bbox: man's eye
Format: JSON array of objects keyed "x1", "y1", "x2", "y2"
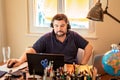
[
  {"x1": 54, "y1": 24, "x2": 66, "y2": 27},
  {"x1": 60, "y1": 25, "x2": 65, "y2": 27},
  {"x1": 54, "y1": 25, "x2": 58, "y2": 27},
  {"x1": 61, "y1": 25, "x2": 64, "y2": 27}
]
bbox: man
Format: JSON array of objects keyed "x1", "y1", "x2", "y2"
[{"x1": 7, "y1": 14, "x2": 93, "y2": 68}]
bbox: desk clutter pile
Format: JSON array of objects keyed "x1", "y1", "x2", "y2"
[{"x1": 42, "y1": 62, "x2": 97, "y2": 80}]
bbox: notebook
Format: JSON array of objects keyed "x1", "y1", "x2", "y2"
[{"x1": 26, "y1": 53, "x2": 64, "y2": 76}]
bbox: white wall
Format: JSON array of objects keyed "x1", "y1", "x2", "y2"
[{"x1": 1, "y1": 0, "x2": 120, "y2": 62}]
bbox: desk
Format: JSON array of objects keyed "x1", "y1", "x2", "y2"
[
  {"x1": 100, "y1": 75, "x2": 120, "y2": 80},
  {"x1": 0, "y1": 62, "x2": 4, "y2": 65},
  {"x1": 0, "y1": 62, "x2": 120, "y2": 80}
]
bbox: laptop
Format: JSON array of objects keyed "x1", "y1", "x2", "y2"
[{"x1": 26, "y1": 53, "x2": 64, "y2": 76}]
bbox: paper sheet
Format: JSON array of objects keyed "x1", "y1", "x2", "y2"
[{"x1": 0, "y1": 62, "x2": 28, "y2": 73}]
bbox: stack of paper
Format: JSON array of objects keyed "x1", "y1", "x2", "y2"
[{"x1": 0, "y1": 62, "x2": 28, "y2": 73}]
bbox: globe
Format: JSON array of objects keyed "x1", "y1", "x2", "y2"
[{"x1": 102, "y1": 50, "x2": 120, "y2": 76}]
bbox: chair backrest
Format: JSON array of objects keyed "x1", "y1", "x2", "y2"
[
  {"x1": 93, "y1": 54, "x2": 106, "y2": 74},
  {"x1": 77, "y1": 48, "x2": 93, "y2": 65}
]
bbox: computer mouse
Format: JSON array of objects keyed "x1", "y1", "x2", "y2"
[{"x1": 7, "y1": 62, "x2": 15, "y2": 68}]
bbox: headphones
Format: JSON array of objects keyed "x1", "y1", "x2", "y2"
[{"x1": 50, "y1": 14, "x2": 71, "y2": 29}]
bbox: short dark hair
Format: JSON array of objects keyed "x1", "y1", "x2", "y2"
[{"x1": 50, "y1": 14, "x2": 71, "y2": 29}]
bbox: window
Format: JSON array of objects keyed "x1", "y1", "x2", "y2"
[
  {"x1": 27, "y1": 0, "x2": 97, "y2": 39},
  {"x1": 65, "y1": 0, "x2": 89, "y2": 29}
]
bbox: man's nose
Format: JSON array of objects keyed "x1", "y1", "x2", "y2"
[{"x1": 57, "y1": 26, "x2": 62, "y2": 30}]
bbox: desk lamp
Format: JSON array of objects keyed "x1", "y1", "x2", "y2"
[{"x1": 87, "y1": 0, "x2": 120, "y2": 23}]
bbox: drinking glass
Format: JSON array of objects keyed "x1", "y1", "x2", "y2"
[{"x1": 2, "y1": 46, "x2": 11, "y2": 63}]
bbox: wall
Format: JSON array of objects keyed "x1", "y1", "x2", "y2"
[
  {"x1": 2, "y1": 0, "x2": 120, "y2": 62},
  {"x1": 0, "y1": 0, "x2": 3, "y2": 62},
  {"x1": 0, "y1": 0, "x2": 6, "y2": 62}
]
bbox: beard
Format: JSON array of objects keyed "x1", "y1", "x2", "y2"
[{"x1": 55, "y1": 31, "x2": 66, "y2": 37}]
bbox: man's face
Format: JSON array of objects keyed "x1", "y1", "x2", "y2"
[{"x1": 53, "y1": 20, "x2": 67, "y2": 37}]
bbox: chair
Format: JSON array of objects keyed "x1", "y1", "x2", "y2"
[
  {"x1": 93, "y1": 54, "x2": 106, "y2": 75},
  {"x1": 77, "y1": 48, "x2": 93, "y2": 65}
]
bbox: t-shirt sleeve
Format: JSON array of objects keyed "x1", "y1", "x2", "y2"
[
  {"x1": 73, "y1": 32, "x2": 89, "y2": 49},
  {"x1": 32, "y1": 36, "x2": 46, "y2": 53}
]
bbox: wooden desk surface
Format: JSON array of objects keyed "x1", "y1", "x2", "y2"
[
  {"x1": 100, "y1": 75, "x2": 120, "y2": 80},
  {"x1": 0, "y1": 62, "x2": 4, "y2": 65}
]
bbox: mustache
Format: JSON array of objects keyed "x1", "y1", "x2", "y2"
[{"x1": 56, "y1": 31, "x2": 64, "y2": 33}]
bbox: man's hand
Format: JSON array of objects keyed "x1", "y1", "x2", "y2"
[{"x1": 7, "y1": 59, "x2": 23, "y2": 68}]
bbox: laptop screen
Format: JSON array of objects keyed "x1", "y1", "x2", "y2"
[{"x1": 26, "y1": 53, "x2": 64, "y2": 76}]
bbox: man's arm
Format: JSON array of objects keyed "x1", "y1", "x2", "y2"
[
  {"x1": 81, "y1": 43, "x2": 93, "y2": 65},
  {"x1": 19, "y1": 48, "x2": 36, "y2": 63},
  {"x1": 7, "y1": 48, "x2": 36, "y2": 67}
]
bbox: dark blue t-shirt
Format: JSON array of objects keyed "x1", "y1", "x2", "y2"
[{"x1": 32, "y1": 30, "x2": 88, "y2": 64}]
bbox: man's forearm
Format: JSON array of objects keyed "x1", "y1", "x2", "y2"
[
  {"x1": 19, "y1": 48, "x2": 36, "y2": 63},
  {"x1": 81, "y1": 43, "x2": 93, "y2": 64}
]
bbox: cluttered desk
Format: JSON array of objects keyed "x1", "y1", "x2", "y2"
[
  {"x1": 0, "y1": 53, "x2": 120, "y2": 80},
  {"x1": 0, "y1": 62, "x2": 120, "y2": 80},
  {"x1": 0, "y1": 62, "x2": 119, "y2": 80}
]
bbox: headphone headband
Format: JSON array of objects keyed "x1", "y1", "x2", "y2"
[{"x1": 50, "y1": 14, "x2": 71, "y2": 29}]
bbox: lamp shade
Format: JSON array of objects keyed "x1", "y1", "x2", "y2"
[{"x1": 87, "y1": 1, "x2": 104, "y2": 21}]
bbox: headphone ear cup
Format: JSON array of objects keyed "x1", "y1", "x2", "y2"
[
  {"x1": 50, "y1": 23, "x2": 53, "y2": 28},
  {"x1": 67, "y1": 24, "x2": 71, "y2": 29}
]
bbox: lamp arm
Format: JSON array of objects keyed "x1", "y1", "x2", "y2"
[
  {"x1": 104, "y1": 10, "x2": 120, "y2": 23},
  {"x1": 103, "y1": 0, "x2": 120, "y2": 23}
]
